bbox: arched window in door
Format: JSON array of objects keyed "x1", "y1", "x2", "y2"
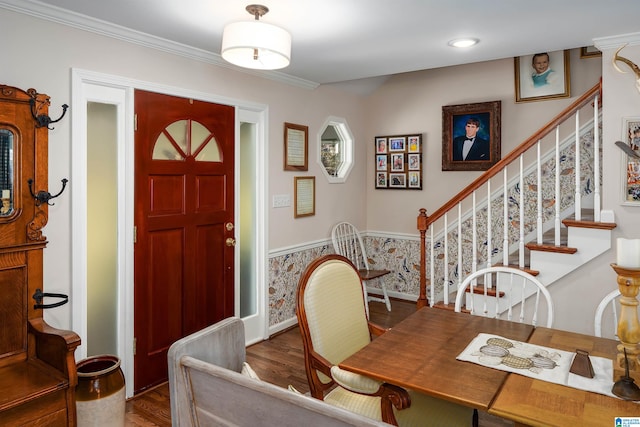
[{"x1": 152, "y1": 119, "x2": 221, "y2": 161}]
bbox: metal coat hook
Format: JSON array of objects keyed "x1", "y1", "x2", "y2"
[
  {"x1": 28, "y1": 178, "x2": 68, "y2": 206},
  {"x1": 32, "y1": 288, "x2": 69, "y2": 309},
  {"x1": 29, "y1": 97, "x2": 68, "y2": 130}
]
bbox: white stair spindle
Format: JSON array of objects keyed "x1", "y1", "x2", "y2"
[
  {"x1": 444, "y1": 213, "x2": 449, "y2": 305},
  {"x1": 430, "y1": 226, "x2": 435, "y2": 306},
  {"x1": 472, "y1": 191, "x2": 477, "y2": 275},
  {"x1": 555, "y1": 126, "x2": 561, "y2": 246},
  {"x1": 503, "y1": 168, "x2": 509, "y2": 267},
  {"x1": 594, "y1": 93, "x2": 601, "y2": 221},
  {"x1": 486, "y1": 180, "x2": 492, "y2": 269},
  {"x1": 519, "y1": 155, "x2": 525, "y2": 268},
  {"x1": 458, "y1": 203, "x2": 463, "y2": 289},
  {"x1": 575, "y1": 110, "x2": 582, "y2": 221},
  {"x1": 536, "y1": 141, "x2": 543, "y2": 244}
]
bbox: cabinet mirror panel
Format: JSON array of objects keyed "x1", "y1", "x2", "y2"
[{"x1": 0, "y1": 129, "x2": 14, "y2": 216}]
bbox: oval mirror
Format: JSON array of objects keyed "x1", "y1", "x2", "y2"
[
  {"x1": 317, "y1": 116, "x2": 353, "y2": 183},
  {"x1": 0, "y1": 129, "x2": 14, "y2": 216}
]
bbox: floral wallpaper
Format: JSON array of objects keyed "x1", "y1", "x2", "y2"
[{"x1": 267, "y1": 237, "x2": 420, "y2": 327}]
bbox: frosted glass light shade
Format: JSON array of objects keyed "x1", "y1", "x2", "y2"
[{"x1": 221, "y1": 21, "x2": 291, "y2": 70}]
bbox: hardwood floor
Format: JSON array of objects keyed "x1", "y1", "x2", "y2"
[{"x1": 125, "y1": 300, "x2": 512, "y2": 426}]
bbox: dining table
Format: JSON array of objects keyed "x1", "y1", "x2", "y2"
[
  {"x1": 489, "y1": 326, "x2": 640, "y2": 426},
  {"x1": 339, "y1": 307, "x2": 535, "y2": 411},
  {"x1": 339, "y1": 307, "x2": 640, "y2": 426}
]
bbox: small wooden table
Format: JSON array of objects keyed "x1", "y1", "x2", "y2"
[
  {"x1": 489, "y1": 327, "x2": 640, "y2": 426},
  {"x1": 339, "y1": 307, "x2": 535, "y2": 410}
]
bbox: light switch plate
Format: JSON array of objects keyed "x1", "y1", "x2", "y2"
[{"x1": 273, "y1": 194, "x2": 290, "y2": 208}]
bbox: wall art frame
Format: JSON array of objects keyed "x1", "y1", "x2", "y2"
[
  {"x1": 294, "y1": 176, "x2": 315, "y2": 217},
  {"x1": 514, "y1": 50, "x2": 570, "y2": 103},
  {"x1": 284, "y1": 122, "x2": 308, "y2": 171},
  {"x1": 374, "y1": 133, "x2": 422, "y2": 190},
  {"x1": 442, "y1": 101, "x2": 501, "y2": 171},
  {"x1": 580, "y1": 46, "x2": 601, "y2": 58},
  {"x1": 621, "y1": 117, "x2": 640, "y2": 205}
]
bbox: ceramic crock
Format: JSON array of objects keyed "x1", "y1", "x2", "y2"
[{"x1": 76, "y1": 355, "x2": 125, "y2": 427}]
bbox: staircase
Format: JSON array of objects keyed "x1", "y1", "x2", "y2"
[{"x1": 416, "y1": 82, "x2": 616, "y2": 311}]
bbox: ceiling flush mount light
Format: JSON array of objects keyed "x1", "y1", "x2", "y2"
[
  {"x1": 221, "y1": 4, "x2": 291, "y2": 70},
  {"x1": 448, "y1": 38, "x2": 479, "y2": 48}
]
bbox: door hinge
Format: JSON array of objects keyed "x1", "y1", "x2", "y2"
[
  {"x1": 134, "y1": 113, "x2": 137, "y2": 131},
  {"x1": 134, "y1": 226, "x2": 137, "y2": 244},
  {"x1": 133, "y1": 337, "x2": 137, "y2": 356}
]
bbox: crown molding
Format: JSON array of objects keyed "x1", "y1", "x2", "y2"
[
  {"x1": 0, "y1": 0, "x2": 320, "y2": 90},
  {"x1": 594, "y1": 32, "x2": 640, "y2": 50}
]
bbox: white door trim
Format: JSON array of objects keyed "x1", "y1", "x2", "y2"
[{"x1": 70, "y1": 68, "x2": 269, "y2": 397}]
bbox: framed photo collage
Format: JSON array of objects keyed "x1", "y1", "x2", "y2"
[{"x1": 375, "y1": 134, "x2": 422, "y2": 190}]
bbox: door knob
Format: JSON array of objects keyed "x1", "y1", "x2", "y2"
[{"x1": 226, "y1": 238, "x2": 236, "y2": 247}]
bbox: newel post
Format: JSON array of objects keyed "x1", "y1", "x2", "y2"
[{"x1": 417, "y1": 208, "x2": 429, "y2": 308}]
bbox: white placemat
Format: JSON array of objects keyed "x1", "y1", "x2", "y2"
[{"x1": 456, "y1": 333, "x2": 620, "y2": 399}]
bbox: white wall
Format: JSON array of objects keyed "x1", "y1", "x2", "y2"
[
  {"x1": 365, "y1": 49, "x2": 602, "y2": 234},
  {"x1": 0, "y1": 9, "x2": 367, "y2": 329}
]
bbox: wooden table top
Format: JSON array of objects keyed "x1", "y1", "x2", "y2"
[
  {"x1": 489, "y1": 327, "x2": 640, "y2": 426},
  {"x1": 339, "y1": 307, "x2": 535, "y2": 410}
]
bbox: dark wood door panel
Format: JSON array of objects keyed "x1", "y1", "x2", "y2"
[{"x1": 134, "y1": 89, "x2": 234, "y2": 393}]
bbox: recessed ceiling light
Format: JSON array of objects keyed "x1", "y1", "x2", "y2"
[{"x1": 448, "y1": 38, "x2": 479, "y2": 48}]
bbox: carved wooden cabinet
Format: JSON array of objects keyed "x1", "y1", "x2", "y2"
[{"x1": 0, "y1": 85, "x2": 80, "y2": 426}]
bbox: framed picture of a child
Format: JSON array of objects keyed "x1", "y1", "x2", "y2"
[{"x1": 515, "y1": 50, "x2": 570, "y2": 103}]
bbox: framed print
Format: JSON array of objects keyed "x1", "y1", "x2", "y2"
[
  {"x1": 408, "y1": 136, "x2": 420, "y2": 153},
  {"x1": 389, "y1": 173, "x2": 406, "y2": 188},
  {"x1": 294, "y1": 176, "x2": 315, "y2": 217},
  {"x1": 408, "y1": 171, "x2": 421, "y2": 188},
  {"x1": 515, "y1": 50, "x2": 570, "y2": 103},
  {"x1": 284, "y1": 122, "x2": 308, "y2": 171},
  {"x1": 389, "y1": 137, "x2": 406, "y2": 151},
  {"x1": 408, "y1": 153, "x2": 420, "y2": 170},
  {"x1": 374, "y1": 133, "x2": 422, "y2": 190},
  {"x1": 390, "y1": 153, "x2": 404, "y2": 171},
  {"x1": 581, "y1": 46, "x2": 601, "y2": 58},
  {"x1": 376, "y1": 137, "x2": 388, "y2": 153},
  {"x1": 621, "y1": 117, "x2": 640, "y2": 205},
  {"x1": 442, "y1": 101, "x2": 501, "y2": 171}
]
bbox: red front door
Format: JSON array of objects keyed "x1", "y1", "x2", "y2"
[{"x1": 133, "y1": 90, "x2": 235, "y2": 392}]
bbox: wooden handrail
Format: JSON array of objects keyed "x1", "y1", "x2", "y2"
[{"x1": 425, "y1": 81, "x2": 602, "y2": 228}]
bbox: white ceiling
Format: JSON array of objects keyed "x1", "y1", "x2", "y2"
[{"x1": 4, "y1": 0, "x2": 640, "y2": 89}]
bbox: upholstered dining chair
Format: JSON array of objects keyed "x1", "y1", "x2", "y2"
[
  {"x1": 594, "y1": 289, "x2": 621, "y2": 339},
  {"x1": 331, "y1": 222, "x2": 391, "y2": 314},
  {"x1": 296, "y1": 254, "x2": 475, "y2": 426},
  {"x1": 453, "y1": 266, "x2": 554, "y2": 328}
]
